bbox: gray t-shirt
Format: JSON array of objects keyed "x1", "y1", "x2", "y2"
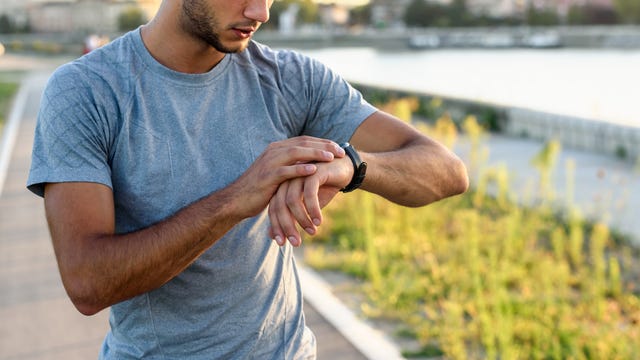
[{"x1": 27, "y1": 29, "x2": 375, "y2": 359}]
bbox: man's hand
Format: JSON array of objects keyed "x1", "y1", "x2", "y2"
[
  {"x1": 267, "y1": 110, "x2": 470, "y2": 247},
  {"x1": 227, "y1": 136, "x2": 346, "y2": 220},
  {"x1": 268, "y1": 155, "x2": 354, "y2": 246}
]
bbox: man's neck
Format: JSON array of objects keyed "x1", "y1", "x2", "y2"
[{"x1": 140, "y1": 17, "x2": 226, "y2": 74}]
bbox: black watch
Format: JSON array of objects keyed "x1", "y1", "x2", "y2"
[{"x1": 340, "y1": 142, "x2": 367, "y2": 193}]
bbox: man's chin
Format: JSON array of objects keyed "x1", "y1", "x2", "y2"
[{"x1": 214, "y1": 40, "x2": 250, "y2": 54}]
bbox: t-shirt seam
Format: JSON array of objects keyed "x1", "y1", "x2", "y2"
[{"x1": 145, "y1": 292, "x2": 167, "y2": 358}]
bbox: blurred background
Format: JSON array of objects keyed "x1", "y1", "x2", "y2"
[{"x1": 1, "y1": 0, "x2": 639, "y2": 359}]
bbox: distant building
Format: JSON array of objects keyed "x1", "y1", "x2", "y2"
[
  {"x1": 466, "y1": 0, "x2": 616, "y2": 20},
  {"x1": 319, "y1": 4, "x2": 350, "y2": 27},
  {"x1": 369, "y1": 0, "x2": 525, "y2": 27},
  {"x1": 466, "y1": 0, "x2": 526, "y2": 18},
  {"x1": 0, "y1": 0, "x2": 30, "y2": 29},
  {"x1": 278, "y1": 3, "x2": 299, "y2": 34},
  {"x1": 368, "y1": 0, "x2": 616, "y2": 27},
  {"x1": 522, "y1": 0, "x2": 615, "y2": 20},
  {"x1": 3, "y1": 0, "x2": 160, "y2": 33},
  {"x1": 369, "y1": 0, "x2": 412, "y2": 28}
]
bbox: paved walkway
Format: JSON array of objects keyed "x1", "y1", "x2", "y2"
[
  {"x1": 0, "y1": 71, "x2": 112, "y2": 359},
  {"x1": 0, "y1": 63, "x2": 378, "y2": 359}
]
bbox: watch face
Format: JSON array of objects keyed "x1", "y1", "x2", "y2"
[{"x1": 358, "y1": 162, "x2": 367, "y2": 176}]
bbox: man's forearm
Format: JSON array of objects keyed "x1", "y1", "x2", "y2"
[
  {"x1": 358, "y1": 136, "x2": 469, "y2": 207},
  {"x1": 52, "y1": 186, "x2": 242, "y2": 316}
]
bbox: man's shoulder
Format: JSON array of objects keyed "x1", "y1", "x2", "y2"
[
  {"x1": 46, "y1": 32, "x2": 141, "y2": 102},
  {"x1": 241, "y1": 40, "x2": 319, "y2": 69},
  {"x1": 237, "y1": 41, "x2": 331, "y2": 92}
]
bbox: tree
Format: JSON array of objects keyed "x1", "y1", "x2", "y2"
[
  {"x1": 261, "y1": 0, "x2": 319, "y2": 30},
  {"x1": 614, "y1": 0, "x2": 640, "y2": 24},
  {"x1": 296, "y1": 0, "x2": 319, "y2": 24},
  {"x1": 525, "y1": 4, "x2": 560, "y2": 26},
  {"x1": 0, "y1": 14, "x2": 15, "y2": 34},
  {"x1": 448, "y1": 0, "x2": 472, "y2": 27},
  {"x1": 404, "y1": 0, "x2": 449, "y2": 27},
  {"x1": 117, "y1": 6, "x2": 147, "y2": 32},
  {"x1": 568, "y1": 4, "x2": 618, "y2": 25},
  {"x1": 349, "y1": 4, "x2": 372, "y2": 27}
]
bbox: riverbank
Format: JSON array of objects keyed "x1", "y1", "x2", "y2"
[
  {"x1": 255, "y1": 25, "x2": 640, "y2": 50},
  {"x1": 286, "y1": 45, "x2": 639, "y2": 164},
  {"x1": 351, "y1": 82, "x2": 640, "y2": 163},
  {"x1": 1, "y1": 25, "x2": 639, "y2": 59}
]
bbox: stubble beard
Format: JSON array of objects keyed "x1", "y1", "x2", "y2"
[{"x1": 180, "y1": 0, "x2": 246, "y2": 54}]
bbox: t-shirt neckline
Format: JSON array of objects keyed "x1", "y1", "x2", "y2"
[{"x1": 131, "y1": 27, "x2": 232, "y2": 86}]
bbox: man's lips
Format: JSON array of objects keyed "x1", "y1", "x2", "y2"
[{"x1": 232, "y1": 27, "x2": 256, "y2": 39}]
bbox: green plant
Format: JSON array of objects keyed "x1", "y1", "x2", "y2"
[
  {"x1": 304, "y1": 101, "x2": 640, "y2": 359},
  {"x1": 615, "y1": 145, "x2": 628, "y2": 160},
  {"x1": 118, "y1": 6, "x2": 147, "y2": 32},
  {"x1": 0, "y1": 81, "x2": 19, "y2": 130}
]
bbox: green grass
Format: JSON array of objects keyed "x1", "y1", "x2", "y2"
[
  {"x1": 0, "y1": 80, "x2": 19, "y2": 131},
  {"x1": 304, "y1": 100, "x2": 640, "y2": 359}
]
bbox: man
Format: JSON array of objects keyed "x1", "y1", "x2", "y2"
[{"x1": 27, "y1": 0, "x2": 468, "y2": 358}]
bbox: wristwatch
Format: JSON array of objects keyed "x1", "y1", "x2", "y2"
[{"x1": 340, "y1": 142, "x2": 367, "y2": 193}]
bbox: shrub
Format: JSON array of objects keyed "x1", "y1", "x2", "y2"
[{"x1": 304, "y1": 105, "x2": 640, "y2": 359}]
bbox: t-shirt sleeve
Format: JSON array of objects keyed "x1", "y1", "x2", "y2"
[
  {"x1": 27, "y1": 64, "x2": 113, "y2": 197},
  {"x1": 278, "y1": 51, "x2": 377, "y2": 144}
]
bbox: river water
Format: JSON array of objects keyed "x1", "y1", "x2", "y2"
[{"x1": 296, "y1": 47, "x2": 640, "y2": 128}]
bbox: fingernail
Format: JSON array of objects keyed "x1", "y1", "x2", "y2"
[
  {"x1": 313, "y1": 218, "x2": 321, "y2": 226},
  {"x1": 336, "y1": 145, "x2": 345, "y2": 155},
  {"x1": 288, "y1": 236, "x2": 298, "y2": 246},
  {"x1": 304, "y1": 164, "x2": 315, "y2": 172},
  {"x1": 323, "y1": 150, "x2": 334, "y2": 160},
  {"x1": 305, "y1": 227, "x2": 315, "y2": 235},
  {"x1": 275, "y1": 236, "x2": 283, "y2": 245}
]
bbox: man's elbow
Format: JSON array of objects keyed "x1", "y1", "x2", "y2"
[
  {"x1": 423, "y1": 156, "x2": 469, "y2": 205},
  {"x1": 72, "y1": 298, "x2": 105, "y2": 316},
  {"x1": 61, "y1": 275, "x2": 108, "y2": 316},
  {"x1": 449, "y1": 157, "x2": 469, "y2": 196},
  {"x1": 403, "y1": 166, "x2": 468, "y2": 207}
]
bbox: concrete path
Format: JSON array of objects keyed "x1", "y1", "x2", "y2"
[
  {"x1": 0, "y1": 71, "x2": 112, "y2": 359},
  {"x1": 0, "y1": 60, "x2": 389, "y2": 359}
]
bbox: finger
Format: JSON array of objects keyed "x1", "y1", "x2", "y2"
[
  {"x1": 267, "y1": 222, "x2": 281, "y2": 246},
  {"x1": 268, "y1": 186, "x2": 286, "y2": 246},
  {"x1": 270, "y1": 182, "x2": 303, "y2": 246},
  {"x1": 277, "y1": 180, "x2": 305, "y2": 246},
  {"x1": 272, "y1": 136, "x2": 345, "y2": 158},
  {"x1": 302, "y1": 176, "x2": 323, "y2": 228},
  {"x1": 284, "y1": 178, "x2": 316, "y2": 236},
  {"x1": 265, "y1": 141, "x2": 345, "y2": 168},
  {"x1": 282, "y1": 147, "x2": 335, "y2": 164},
  {"x1": 271, "y1": 163, "x2": 317, "y2": 185}
]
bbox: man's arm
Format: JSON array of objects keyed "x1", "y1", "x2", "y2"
[
  {"x1": 44, "y1": 137, "x2": 344, "y2": 316},
  {"x1": 350, "y1": 110, "x2": 469, "y2": 206},
  {"x1": 268, "y1": 111, "x2": 469, "y2": 245}
]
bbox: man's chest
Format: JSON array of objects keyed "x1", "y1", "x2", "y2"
[{"x1": 108, "y1": 92, "x2": 301, "y2": 231}]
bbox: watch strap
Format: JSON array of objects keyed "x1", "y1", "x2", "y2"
[{"x1": 340, "y1": 142, "x2": 367, "y2": 193}]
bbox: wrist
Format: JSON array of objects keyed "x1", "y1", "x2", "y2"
[{"x1": 340, "y1": 143, "x2": 367, "y2": 193}]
